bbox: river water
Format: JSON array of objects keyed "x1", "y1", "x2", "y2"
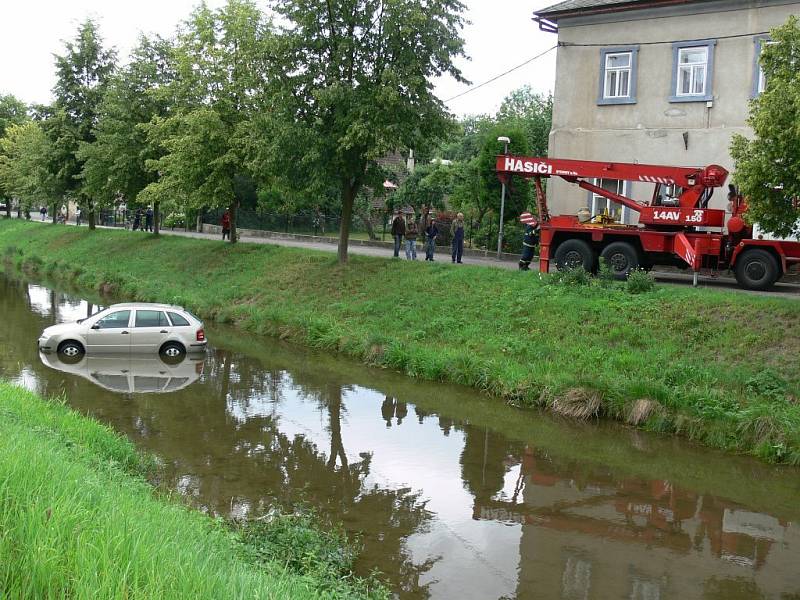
[{"x1": 1, "y1": 272, "x2": 799, "y2": 600}]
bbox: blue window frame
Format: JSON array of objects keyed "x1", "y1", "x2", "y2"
[
  {"x1": 752, "y1": 35, "x2": 772, "y2": 97},
  {"x1": 598, "y1": 46, "x2": 639, "y2": 105},
  {"x1": 669, "y1": 39, "x2": 716, "y2": 103}
]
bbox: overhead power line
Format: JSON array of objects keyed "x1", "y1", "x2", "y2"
[
  {"x1": 560, "y1": 30, "x2": 771, "y2": 47},
  {"x1": 444, "y1": 45, "x2": 558, "y2": 103}
]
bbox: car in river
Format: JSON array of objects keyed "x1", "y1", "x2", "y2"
[
  {"x1": 38, "y1": 302, "x2": 206, "y2": 361},
  {"x1": 39, "y1": 352, "x2": 204, "y2": 394}
]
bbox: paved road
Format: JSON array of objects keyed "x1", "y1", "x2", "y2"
[{"x1": 16, "y1": 218, "x2": 800, "y2": 298}]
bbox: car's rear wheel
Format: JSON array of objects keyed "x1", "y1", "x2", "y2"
[
  {"x1": 159, "y1": 342, "x2": 186, "y2": 364},
  {"x1": 57, "y1": 340, "x2": 85, "y2": 364}
]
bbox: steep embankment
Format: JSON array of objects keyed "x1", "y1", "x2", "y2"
[
  {"x1": 2, "y1": 219, "x2": 799, "y2": 463},
  {"x1": 0, "y1": 380, "x2": 386, "y2": 599}
]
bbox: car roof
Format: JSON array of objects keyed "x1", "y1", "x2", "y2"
[{"x1": 108, "y1": 302, "x2": 186, "y2": 311}]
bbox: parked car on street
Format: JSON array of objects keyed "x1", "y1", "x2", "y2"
[
  {"x1": 39, "y1": 352, "x2": 204, "y2": 394},
  {"x1": 38, "y1": 303, "x2": 206, "y2": 361}
]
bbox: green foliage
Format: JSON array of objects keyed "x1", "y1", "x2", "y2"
[
  {"x1": 626, "y1": 269, "x2": 656, "y2": 294},
  {"x1": 238, "y1": 511, "x2": 388, "y2": 599},
  {"x1": 547, "y1": 266, "x2": 591, "y2": 286},
  {"x1": 496, "y1": 86, "x2": 553, "y2": 157},
  {"x1": 78, "y1": 35, "x2": 176, "y2": 210},
  {"x1": 730, "y1": 16, "x2": 800, "y2": 237},
  {"x1": 391, "y1": 162, "x2": 452, "y2": 211},
  {"x1": 251, "y1": 0, "x2": 467, "y2": 261},
  {"x1": 0, "y1": 122, "x2": 60, "y2": 212},
  {"x1": 51, "y1": 19, "x2": 117, "y2": 224}
]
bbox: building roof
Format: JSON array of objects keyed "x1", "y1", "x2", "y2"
[{"x1": 536, "y1": 0, "x2": 696, "y2": 20}]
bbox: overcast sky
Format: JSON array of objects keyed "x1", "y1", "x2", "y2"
[{"x1": 0, "y1": 0, "x2": 557, "y2": 118}]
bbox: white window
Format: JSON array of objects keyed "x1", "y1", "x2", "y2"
[
  {"x1": 591, "y1": 179, "x2": 630, "y2": 224},
  {"x1": 757, "y1": 40, "x2": 776, "y2": 94},
  {"x1": 677, "y1": 46, "x2": 708, "y2": 96},
  {"x1": 604, "y1": 52, "x2": 631, "y2": 99}
]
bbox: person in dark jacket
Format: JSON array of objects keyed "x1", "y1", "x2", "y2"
[
  {"x1": 221, "y1": 209, "x2": 231, "y2": 240},
  {"x1": 390, "y1": 211, "x2": 406, "y2": 258},
  {"x1": 405, "y1": 216, "x2": 418, "y2": 260},
  {"x1": 424, "y1": 217, "x2": 439, "y2": 261},
  {"x1": 132, "y1": 208, "x2": 142, "y2": 231},
  {"x1": 451, "y1": 212, "x2": 465, "y2": 263},
  {"x1": 145, "y1": 206, "x2": 154, "y2": 232},
  {"x1": 518, "y1": 213, "x2": 540, "y2": 270}
]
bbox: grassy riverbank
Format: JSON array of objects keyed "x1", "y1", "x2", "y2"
[
  {"x1": 2, "y1": 219, "x2": 800, "y2": 463},
  {"x1": 0, "y1": 380, "x2": 386, "y2": 599}
]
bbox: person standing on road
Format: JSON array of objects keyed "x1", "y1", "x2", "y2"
[
  {"x1": 133, "y1": 208, "x2": 142, "y2": 231},
  {"x1": 518, "y1": 212, "x2": 539, "y2": 271},
  {"x1": 451, "y1": 212, "x2": 465, "y2": 263},
  {"x1": 75, "y1": 207, "x2": 82, "y2": 226},
  {"x1": 424, "y1": 216, "x2": 439, "y2": 261},
  {"x1": 391, "y1": 211, "x2": 405, "y2": 258},
  {"x1": 59, "y1": 204, "x2": 67, "y2": 224},
  {"x1": 40, "y1": 206, "x2": 46, "y2": 221},
  {"x1": 145, "y1": 206, "x2": 154, "y2": 232},
  {"x1": 221, "y1": 208, "x2": 231, "y2": 240},
  {"x1": 405, "y1": 215, "x2": 418, "y2": 260}
]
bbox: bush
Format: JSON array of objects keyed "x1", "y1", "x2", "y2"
[
  {"x1": 626, "y1": 269, "x2": 655, "y2": 294},
  {"x1": 164, "y1": 212, "x2": 185, "y2": 229},
  {"x1": 548, "y1": 266, "x2": 591, "y2": 286},
  {"x1": 597, "y1": 259, "x2": 616, "y2": 288}
]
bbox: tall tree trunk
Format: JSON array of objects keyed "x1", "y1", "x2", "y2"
[
  {"x1": 17, "y1": 204, "x2": 22, "y2": 219},
  {"x1": 154, "y1": 201, "x2": 160, "y2": 235},
  {"x1": 338, "y1": 181, "x2": 357, "y2": 263},
  {"x1": 230, "y1": 202, "x2": 238, "y2": 244},
  {"x1": 51, "y1": 202, "x2": 57, "y2": 224},
  {"x1": 88, "y1": 199, "x2": 95, "y2": 230}
]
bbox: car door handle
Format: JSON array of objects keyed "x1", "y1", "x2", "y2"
[
  {"x1": 160, "y1": 330, "x2": 168, "y2": 334},
  {"x1": 121, "y1": 331, "x2": 130, "y2": 335}
]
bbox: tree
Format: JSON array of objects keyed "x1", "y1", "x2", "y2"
[
  {"x1": 252, "y1": 0, "x2": 468, "y2": 262},
  {"x1": 51, "y1": 19, "x2": 117, "y2": 229},
  {"x1": 730, "y1": 16, "x2": 800, "y2": 237},
  {"x1": 143, "y1": 0, "x2": 271, "y2": 243},
  {"x1": 0, "y1": 94, "x2": 29, "y2": 217},
  {"x1": 0, "y1": 122, "x2": 60, "y2": 216},
  {"x1": 391, "y1": 161, "x2": 452, "y2": 212},
  {"x1": 496, "y1": 86, "x2": 552, "y2": 157},
  {"x1": 79, "y1": 36, "x2": 176, "y2": 234}
]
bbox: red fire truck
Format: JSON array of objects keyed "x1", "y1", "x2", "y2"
[{"x1": 495, "y1": 155, "x2": 800, "y2": 291}]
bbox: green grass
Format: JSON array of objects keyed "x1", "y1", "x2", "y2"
[
  {"x1": 0, "y1": 380, "x2": 387, "y2": 599},
  {"x1": 2, "y1": 219, "x2": 800, "y2": 463}
]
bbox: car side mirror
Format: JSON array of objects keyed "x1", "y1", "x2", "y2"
[{"x1": 91, "y1": 324, "x2": 100, "y2": 330}]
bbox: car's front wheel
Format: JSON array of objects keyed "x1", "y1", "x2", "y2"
[{"x1": 57, "y1": 340, "x2": 85, "y2": 364}]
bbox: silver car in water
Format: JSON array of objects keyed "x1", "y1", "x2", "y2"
[{"x1": 38, "y1": 302, "x2": 207, "y2": 360}]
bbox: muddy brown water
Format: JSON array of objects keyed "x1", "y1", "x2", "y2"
[{"x1": 2, "y1": 272, "x2": 800, "y2": 600}]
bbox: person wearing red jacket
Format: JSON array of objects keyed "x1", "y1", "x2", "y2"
[{"x1": 221, "y1": 209, "x2": 231, "y2": 240}]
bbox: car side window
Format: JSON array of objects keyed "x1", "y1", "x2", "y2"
[
  {"x1": 95, "y1": 310, "x2": 131, "y2": 329},
  {"x1": 167, "y1": 312, "x2": 190, "y2": 326},
  {"x1": 135, "y1": 310, "x2": 169, "y2": 328}
]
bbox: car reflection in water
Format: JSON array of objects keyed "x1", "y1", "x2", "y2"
[{"x1": 39, "y1": 352, "x2": 204, "y2": 395}]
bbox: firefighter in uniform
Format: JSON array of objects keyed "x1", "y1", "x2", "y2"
[{"x1": 518, "y1": 212, "x2": 539, "y2": 271}]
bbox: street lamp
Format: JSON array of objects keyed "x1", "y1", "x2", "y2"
[{"x1": 496, "y1": 136, "x2": 511, "y2": 259}]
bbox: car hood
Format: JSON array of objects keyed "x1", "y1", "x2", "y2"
[{"x1": 41, "y1": 322, "x2": 83, "y2": 337}]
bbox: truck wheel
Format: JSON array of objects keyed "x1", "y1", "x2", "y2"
[
  {"x1": 554, "y1": 239, "x2": 594, "y2": 272},
  {"x1": 735, "y1": 249, "x2": 779, "y2": 291},
  {"x1": 600, "y1": 242, "x2": 640, "y2": 280}
]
